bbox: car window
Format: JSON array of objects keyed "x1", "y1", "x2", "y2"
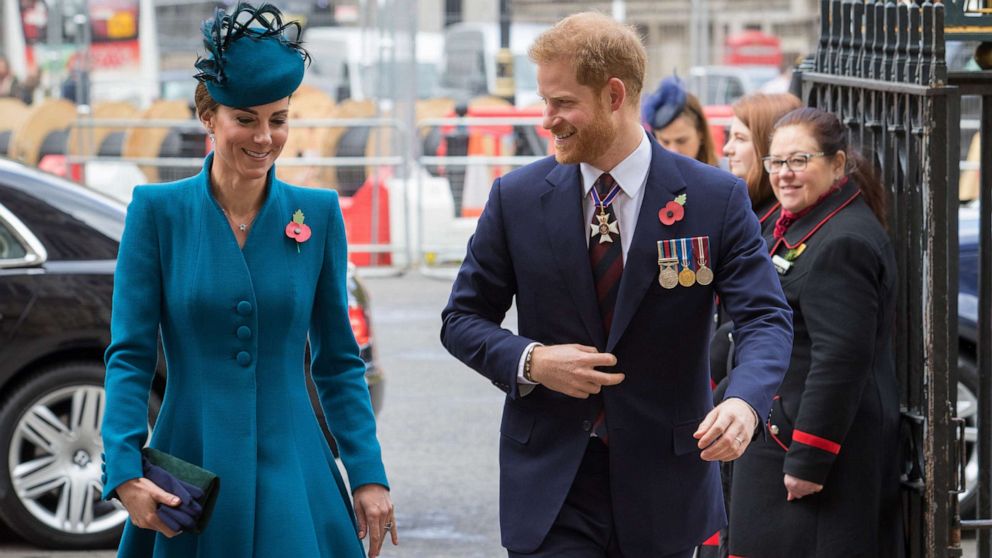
[
  {"x1": 0, "y1": 218, "x2": 28, "y2": 260},
  {"x1": 0, "y1": 174, "x2": 122, "y2": 261},
  {"x1": 725, "y1": 78, "x2": 746, "y2": 105}
]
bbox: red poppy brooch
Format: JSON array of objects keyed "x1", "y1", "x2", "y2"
[
  {"x1": 285, "y1": 209, "x2": 312, "y2": 252},
  {"x1": 659, "y1": 193, "x2": 687, "y2": 226}
]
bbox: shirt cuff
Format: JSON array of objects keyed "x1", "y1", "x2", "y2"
[{"x1": 516, "y1": 342, "x2": 540, "y2": 396}]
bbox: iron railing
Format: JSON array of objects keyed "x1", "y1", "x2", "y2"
[{"x1": 799, "y1": 2, "x2": 976, "y2": 556}]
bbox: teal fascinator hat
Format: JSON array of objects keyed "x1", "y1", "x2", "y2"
[{"x1": 194, "y1": 2, "x2": 310, "y2": 108}]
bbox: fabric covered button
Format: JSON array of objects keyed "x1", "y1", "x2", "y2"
[
  {"x1": 237, "y1": 326, "x2": 252, "y2": 340},
  {"x1": 236, "y1": 301, "x2": 253, "y2": 315},
  {"x1": 582, "y1": 420, "x2": 593, "y2": 432},
  {"x1": 236, "y1": 351, "x2": 252, "y2": 366}
]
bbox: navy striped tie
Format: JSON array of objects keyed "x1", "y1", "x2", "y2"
[
  {"x1": 588, "y1": 173, "x2": 622, "y2": 444},
  {"x1": 589, "y1": 173, "x2": 623, "y2": 333}
]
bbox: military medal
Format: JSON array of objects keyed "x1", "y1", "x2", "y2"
[
  {"x1": 591, "y1": 213, "x2": 620, "y2": 243},
  {"x1": 657, "y1": 240, "x2": 679, "y2": 289},
  {"x1": 677, "y1": 237, "x2": 696, "y2": 287},
  {"x1": 589, "y1": 180, "x2": 623, "y2": 244},
  {"x1": 694, "y1": 236, "x2": 713, "y2": 286}
]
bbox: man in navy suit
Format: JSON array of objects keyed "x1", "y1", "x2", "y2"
[{"x1": 440, "y1": 12, "x2": 793, "y2": 558}]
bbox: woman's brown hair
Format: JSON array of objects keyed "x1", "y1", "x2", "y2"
[
  {"x1": 681, "y1": 93, "x2": 719, "y2": 166},
  {"x1": 773, "y1": 107, "x2": 888, "y2": 228},
  {"x1": 732, "y1": 93, "x2": 802, "y2": 208},
  {"x1": 194, "y1": 82, "x2": 219, "y2": 119}
]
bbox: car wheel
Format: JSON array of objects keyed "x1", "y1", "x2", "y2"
[
  {"x1": 0, "y1": 362, "x2": 159, "y2": 549},
  {"x1": 958, "y1": 351, "x2": 979, "y2": 517}
]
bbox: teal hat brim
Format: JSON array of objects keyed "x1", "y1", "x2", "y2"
[{"x1": 206, "y1": 34, "x2": 305, "y2": 107}]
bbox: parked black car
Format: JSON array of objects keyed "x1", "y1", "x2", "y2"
[
  {"x1": 957, "y1": 200, "x2": 982, "y2": 516},
  {"x1": 0, "y1": 158, "x2": 383, "y2": 549}
]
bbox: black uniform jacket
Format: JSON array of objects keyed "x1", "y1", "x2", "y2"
[{"x1": 728, "y1": 178, "x2": 903, "y2": 558}]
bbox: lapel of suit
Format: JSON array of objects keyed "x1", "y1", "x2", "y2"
[
  {"x1": 607, "y1": 140, "x2": 685, "y2": 351},
  {"x1": 541, "y1": 163, "x2": 606, "y2": 348}
]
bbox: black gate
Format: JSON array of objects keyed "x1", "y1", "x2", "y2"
[{"x1": 796, "y1": 1, "x2": 992, "y2": 556}]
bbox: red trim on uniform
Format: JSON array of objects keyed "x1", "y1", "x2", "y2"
[
  {"x1": 730, "y1": 555, "x2": 747, "y2": 558},
  {"x1": 768, "y1": 190, "x2": 862, "y2": 256},
  {"x1": 702, "y1": 531, "x2": 720, "y2": 546},
  {"x1": 767, "y1": 420, "x2": 790, "y2": 452},
  {"x1": 710, "y1": 378, "x2": 717, "y2": 391},
  {"x1": 758, "y1": 201, "x2": 780, "y2": 224},
  {"x1": 792, "y1": 429, "x2": 841, "y2": 454}
]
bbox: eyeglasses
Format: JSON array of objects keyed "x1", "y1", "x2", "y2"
[{"x1": 762, "y1": 152, "x2": 826, "y2": 174}]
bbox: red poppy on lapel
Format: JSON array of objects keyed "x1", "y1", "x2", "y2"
[
  {"x1": 285, "y1": 209, "x2": 312, "y2": 252},
  {"x1": 659, "y1": 193, "x2": 687, "y2": 226}
]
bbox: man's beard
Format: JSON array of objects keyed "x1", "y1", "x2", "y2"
[{"x1": 553, "y1": 105, "x2": 616, "y2": 165}]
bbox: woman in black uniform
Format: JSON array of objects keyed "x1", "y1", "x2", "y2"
[{"x1": 728, "y1": 107, "x2": 902, "y2": 557}]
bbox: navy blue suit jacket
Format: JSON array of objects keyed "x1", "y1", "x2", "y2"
[{"x1": 441, "y1": 137, "x2": 793, "y2": 555}]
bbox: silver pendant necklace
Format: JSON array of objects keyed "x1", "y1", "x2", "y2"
[{"x1": 222, "y1": 208, "x2": 259, "y2": 233}]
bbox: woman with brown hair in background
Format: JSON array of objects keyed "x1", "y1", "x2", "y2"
[
  {"x1": 723, "y1": 92, "x2": 802, "y2": 225},
  {"x1": 700, "y1": 91, "x2": 802, "y2": 558}
]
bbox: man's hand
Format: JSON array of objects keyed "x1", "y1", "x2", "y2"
[
  {"x1": 529, "y1": 344, "x2": 625, "y2": 398},
  {"x1": 116, "y1": 477, "x2": 182, "y2": 537},
  {"x1": 784, "y1": 474, "x2": 823, "y2": 501},
  {"x1": 693, "y1": 398, "x2": 757, "y2": 461}
]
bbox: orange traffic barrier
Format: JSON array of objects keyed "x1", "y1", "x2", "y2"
[
  {"x1": 340, "y1": 173, "x2": 391, "y2": 267},
  {"x1": 437, "y1": 104, "x2": 550, "y2": 218}
]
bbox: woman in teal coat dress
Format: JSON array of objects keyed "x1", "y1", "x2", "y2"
[{"x1": 99, "y1": 5, "x2": 397, "y2": 557}]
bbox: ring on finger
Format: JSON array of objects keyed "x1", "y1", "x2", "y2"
[
  {"x1": 384, "y1": 521, "x2": 393, "y2": 530},
  {"x1": 735, "y1": 436, "x2": 744, "y2": 446}
]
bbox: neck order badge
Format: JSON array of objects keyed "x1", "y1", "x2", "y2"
[{"x1": 589, "y1": 179, "x2": 623, "y2": 244}]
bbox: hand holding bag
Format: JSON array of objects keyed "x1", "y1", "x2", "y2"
[{"x1": 141, "y1": 447, "x2": 220, "y2": 533}]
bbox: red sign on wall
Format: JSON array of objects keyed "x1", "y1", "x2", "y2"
[{"x1": 724, "y1": 30, "x2": 783, "y2": 66}]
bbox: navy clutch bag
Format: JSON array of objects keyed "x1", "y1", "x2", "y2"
[{"x1": 141, "y1": 447, "x2": 220, "y2": 533}]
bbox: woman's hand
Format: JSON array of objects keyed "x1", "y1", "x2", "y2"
[
  {"x1": 115, "y1": 477, "x2": 182, "y2": 537},
  {"x1": 784, "y1": 474, "x2": 824, "y2": 501},
  {"x1": 353, "y1": 484, "x2": 398, "y2": 557}
]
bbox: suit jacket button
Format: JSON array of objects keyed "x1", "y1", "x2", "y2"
[
  {"x1": 582, "y1": 420, "x2": 592, "y2": 432},
  {"x1": 770, "y1": 424, "x2": 780, "y2": 435},
  {"x1": 236, "y1": 351, "x2": 252, "y2": 366},
  {"x1": 237, "y1": 301, "x2": 253, "y2": 315},
  {"x1": 237, "y1": 326, "x2": 252, "y2": 340}
]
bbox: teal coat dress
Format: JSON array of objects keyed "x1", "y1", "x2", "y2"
[{"x1": 100, "y1": 154, "x2": 388, "y2": 557}]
